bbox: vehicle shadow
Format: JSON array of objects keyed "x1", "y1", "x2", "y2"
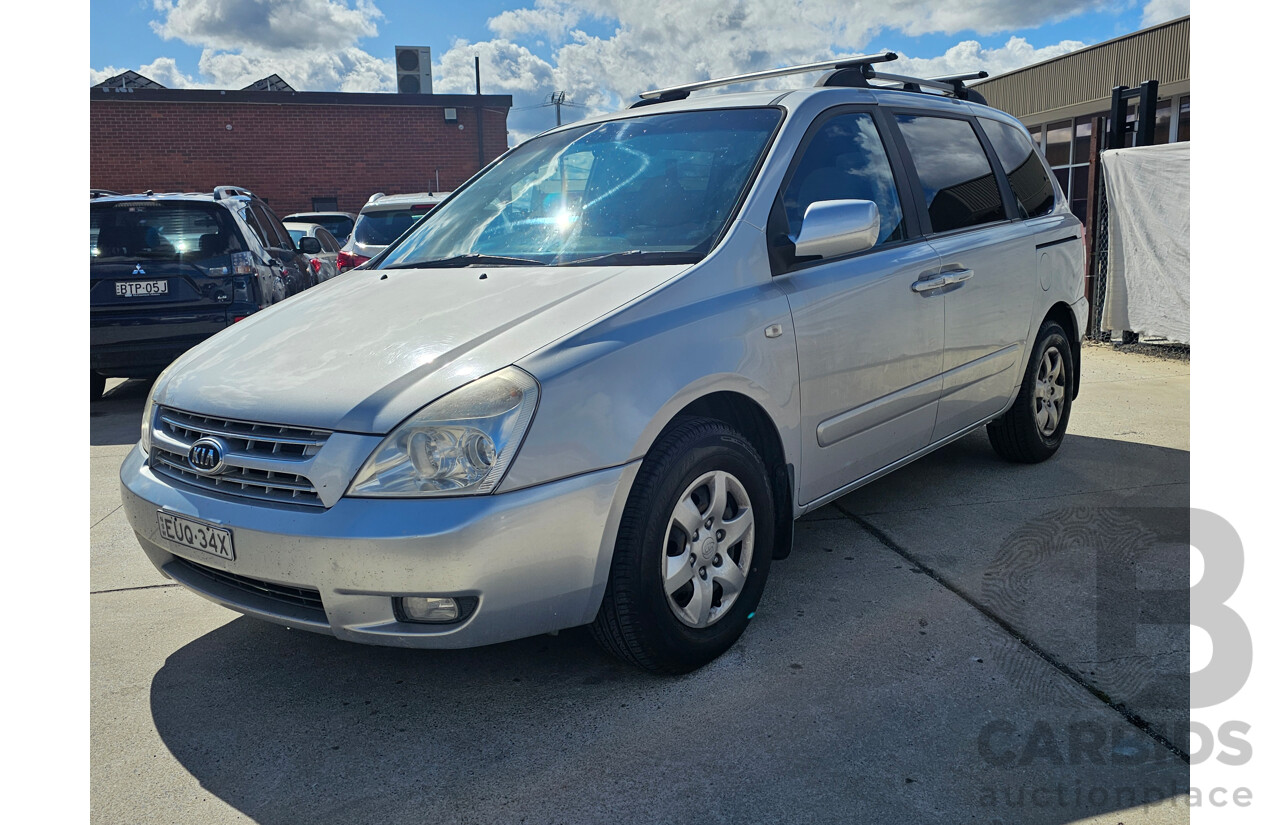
[
  {"x1": 142, "y1": 435, "x2": 1188, "y2": 824},
  {"x1": 91, "y1": 378, "x2": 151, "y2": 447}
]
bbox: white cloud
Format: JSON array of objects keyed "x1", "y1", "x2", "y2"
[
  {"x1": 150, "y1": 0, "x2": 381, "y2": 52},
  {"x1": 488, "y1": 0, "x2": 582, "y2": 43},
  {"x1": 1141, "y1": 0, "x2": 1190, "y2": 27},
  {"x1": 91, "y1": 0, "x2": 1105, "y2": 142}
]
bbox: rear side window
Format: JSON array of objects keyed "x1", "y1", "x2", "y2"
[
  {"x1": 91, "y1": 202, "x2": 244, "y2": 265},
  {"x1": 895, "y1": 115, "x2": 1005, "y2": 233},
  {"x1": 316, "y1": 228, "x2": 341, "y2": 252},
  {"x1": 981, "y1": 118, "x2": 1056, "y2": 219},
  {"x1": 782, "y1": 112, "x2": 905, "y2": 247}
]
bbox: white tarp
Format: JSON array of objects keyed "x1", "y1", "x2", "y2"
[{"x1": 1099, "y1": 142, "x2": 1190, "y2": 343}]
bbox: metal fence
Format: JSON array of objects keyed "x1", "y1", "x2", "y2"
[{"x1": 1087, "y1": 169, "x2": 1110, "y2": 341}]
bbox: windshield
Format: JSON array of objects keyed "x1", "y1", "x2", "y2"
[
  {"x1": 91, "y1": 201, "x2": 244, "y2": 265},
  {"x1": 378, "y1": 107, "x2": 781, "y2": 268},
  {"x1": 287, "y1": 228, "x2": 308, "y2": 244},
  {"x1": 354, "y1": 208, "x2": 436, "y2": 246}
]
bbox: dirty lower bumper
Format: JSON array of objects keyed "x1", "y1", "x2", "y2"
[{"x1": 119, "y1": 445, "x2": 637, "y2": 648}]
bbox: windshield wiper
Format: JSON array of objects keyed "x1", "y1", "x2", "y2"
[
  {"x1": 384, "y1": 254, "x2": 544, "y2": 269},
  {"x1": 554, "y1": 250, "x2": 704, "y2": 266}
]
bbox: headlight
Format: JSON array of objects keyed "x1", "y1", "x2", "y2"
[
  {"x1": 140, "y1": 365, "x2": 172, "y2": 455},
  {"x1": 347, "y1": 366, "x2": 539, "y2": 497}
]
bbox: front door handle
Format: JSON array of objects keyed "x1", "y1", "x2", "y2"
[
  {"x1": 942, "y1": 268, "x2": 973, "y2": 286},
  {"x1": 911, "y1": 274, "x2": 949, "y2": 293}
]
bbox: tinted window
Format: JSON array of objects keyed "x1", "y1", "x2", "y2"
[
  {"x1": 316, "y1": 228, "x2": 340, "y2": 252},
  {"x1": 895, "y1": 115, "x2": 1005, "y2": 233},
  {"x1": 981, "y1": 118, "x2": 1056, "y2": 219},
  {"x1": 312, "y1": 215, "x2": 354, "y2": 241},
  {"x1": 354, "y1": 209, "x2": 433, "y2": 246},
  {"x1": 260, "y1": 206, "x2": 297, "y2": 251},
  {"x1": 91, "y1": 202, "x2": 244, "y2": 264},
  {"x1": 782, "y1": 112, "x2": 905, "y2": 246},
  {"x1": 240, "y1": 206, "x2": 270, "y2": 248}
]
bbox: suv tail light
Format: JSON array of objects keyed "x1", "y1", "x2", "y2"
[
  {"x1": 337, "y1": 250, "x2": 369, "y2": 271},
  {"x1": 231, "y1": 251, "x2": 255, "y2": 275}
]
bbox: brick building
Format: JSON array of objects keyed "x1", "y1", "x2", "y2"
[{"x1": 91, "y1": 73, "x2": 513, "y2": 215}]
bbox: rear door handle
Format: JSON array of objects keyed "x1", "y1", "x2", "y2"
[{"x1": 942, "y1": 269, "x2": 973, "y2": 286}]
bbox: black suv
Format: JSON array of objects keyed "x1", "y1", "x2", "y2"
[{"x1": 90, "y1": 186, "x2": 317, "y2": 399}]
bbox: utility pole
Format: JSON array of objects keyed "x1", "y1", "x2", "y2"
[
  {"x1": 474, "y1": 55, "x2": 485, "y2": 171},
  {"x1": 550, "y1": 91, "x2": 566, "y2": 126}
]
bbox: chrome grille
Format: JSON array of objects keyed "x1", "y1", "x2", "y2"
[{"x1": 150, "y1": 407, "x2": 330, "y2": 507}]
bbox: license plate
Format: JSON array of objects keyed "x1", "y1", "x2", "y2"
[
  {"x1": 116, "y1": 279, "x2": 169, "y2": 297},
  {"x1": 157, "y1": 511, "x2": 235, "y2": 561}
]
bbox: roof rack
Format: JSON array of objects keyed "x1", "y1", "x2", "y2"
[
  {"x1": 213, "y1": 185, "x2": 254, "y2": 201},
  {"x1": 632, "y1": 52, "x2": 898, "y2": 107},
  {"x1": 820, "y1": 65, "x2": 989, "y2": 103},
  {"x1": 631, "y1": 53, "x2": 989, "y2": 107}
]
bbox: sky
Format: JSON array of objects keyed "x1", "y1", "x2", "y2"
[{"x1": 90, "y1": 0, "x2": 1191, "y2": 145}]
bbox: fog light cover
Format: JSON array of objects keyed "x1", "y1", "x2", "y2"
[{"x1": 396, "y1": 596, "x2": 478, "y2": 624}]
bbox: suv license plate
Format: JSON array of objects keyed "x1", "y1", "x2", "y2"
[
  {"x1": 116, "y1": 280, "x2": 169, "y2": 297},
  {"x1": 157, "y1": 511, "x2": 235, "y2": 561}
]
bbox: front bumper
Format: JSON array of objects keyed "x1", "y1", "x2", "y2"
[{"x1": 120, "y1": 446, "x2": 637, "y2": 648}]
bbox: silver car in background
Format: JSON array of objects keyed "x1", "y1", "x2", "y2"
[
  {"x1": 120, "y1": 55, "x2": 1085, "y2": 673},
  {"x1": 283, "y1": 221, "x2": 342, "y2": 283},
  {"x1": 337, "y1": 191, "x2": 450, "y2": 271}
]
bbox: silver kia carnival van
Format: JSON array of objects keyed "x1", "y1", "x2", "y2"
[{"x1": 121, "y1": 54, "x2": 1086, "y2": 673}]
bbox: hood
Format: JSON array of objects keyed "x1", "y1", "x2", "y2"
[{"x1": 156, "y1": 263, "x2": 689, "y2": 433}]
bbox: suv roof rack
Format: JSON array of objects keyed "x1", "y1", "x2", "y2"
[
  {"x1": 631, "y1": 52, "x2": 989, "y2": 107},
  {"x1": 819, "y1": 64, "x2": 989, "y2": 103},
  {"x1": 633, "y1": 52, "x2": 898, "y2": 107},
  {"x1": 213, "y1": 185, "x2": 254, "y2": 201}
]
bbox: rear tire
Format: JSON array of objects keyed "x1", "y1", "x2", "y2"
[
  {"x1": 987, "y1": 320, "x2": 1073, "y2": 463},
  {"x1": 91, "y1": 371, "x2": 106, "y2": 402},
  {"x1": 590, "y1": 417, "x2": 775, "y2": 673}
]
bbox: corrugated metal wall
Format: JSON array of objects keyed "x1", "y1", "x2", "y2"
[{"x1": 972, "y1": 16, "x2": 1189, "y2": 119}]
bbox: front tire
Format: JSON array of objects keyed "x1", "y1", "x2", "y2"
[
  {"x1": 591, "y1": 417, "x2": 775, "y2": 673},
  {"x1": 987, "y1": 320, "x2": 1074, "y2": 463}
]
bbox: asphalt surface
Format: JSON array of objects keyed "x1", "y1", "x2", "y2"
[{"x1": 90, "y1": 343, "x2": 1191, "y2": 824}]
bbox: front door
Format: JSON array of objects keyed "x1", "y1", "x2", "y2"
[{"x1": 776, "y1": 109, "x2": 945, "y2": 505}]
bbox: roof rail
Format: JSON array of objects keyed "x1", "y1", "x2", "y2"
[
  {"x1": 631, "y1": 52, "x2": 898, "y2": 107},
  {"x1": 630, "y1": 53, "x2": 990, "y2": 107},
  {"x1": 213, "y1": 185, "x2": 254, "y2": 201},
  {"x1": 816, "y1": 64, "x2": 989, "y2": 104}
]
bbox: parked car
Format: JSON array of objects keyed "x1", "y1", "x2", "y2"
[
  {"x1": 120, "y1": 56, "x2": 1086, "y2": 673},
  {"x1": 282, "y1": 211, "x2": 357, "y2": 245},
  {"x1": 336, "y1": 191, "x2": 450, "y2": 271},
  {"x1": 284, "y1": 221, "x2": 343, "y2": 283},
  {"x1": 91, "y1": 186, "x2": 315, "y2": 399}
]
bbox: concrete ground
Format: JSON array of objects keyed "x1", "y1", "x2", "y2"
[{"x1": 91, "y1": 343, "x2": 1191, "y2": 824}]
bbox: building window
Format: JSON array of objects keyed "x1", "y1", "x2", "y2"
[
  {"x1": 1176, "y1": 96, "x2": 1190, "y2": 142},
  {"x1": 1154, "y1": 99, "x2": 1172, "y2": 144},
  {"x1": 312, "y1": 196, "x2": 339, "y2": 211}
]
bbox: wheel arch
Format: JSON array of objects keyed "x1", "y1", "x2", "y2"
[
  {"x1": 1044, "y1": 301, "x2": 1081, "y2": 399},
  {"x1": 657, "y1": 391, "x2": 795, "y2": 561}
]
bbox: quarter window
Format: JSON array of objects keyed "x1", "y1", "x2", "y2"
[
  {"x1": 980, "y1": 119, "x2": 1056, "y2": 219},
  {"x1": 781, "y1": 112, "x2": 905, "y2": 247},
  {"x1": 895, "y1": 115, "x2": 1005, "y2": 234}
]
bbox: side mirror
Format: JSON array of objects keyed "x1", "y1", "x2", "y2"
[
  {"x1": 792, "y1": 199, "x2": 880, "y2": 260},
  {"x1": 298, "y1": 236, "x2": 322, "y2": 254}
]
